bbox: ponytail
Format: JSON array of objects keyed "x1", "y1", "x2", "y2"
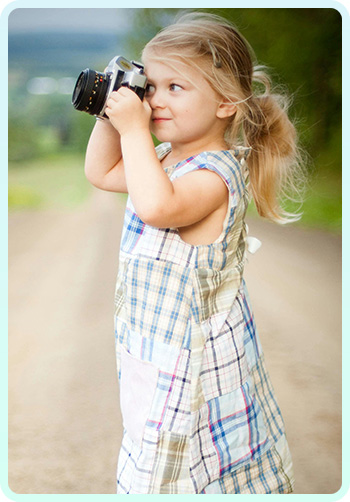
[
  {"x1": 225, "y1": 66, "x2": 306, "y2": 223},
  {"x1": 244, "y1": 91, "x2": 303, "y2": 223}
]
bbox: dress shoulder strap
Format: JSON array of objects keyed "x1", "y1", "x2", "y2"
[
  {"x1": 155, "y1": 142, "x2": 172, "y2": 161},
  {"x1": 170, "y1": 149, "x2": 250, "y2": 201}
]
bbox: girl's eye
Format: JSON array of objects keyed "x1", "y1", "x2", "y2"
[
  {"x1": 170, "y1": 84, "x2": 182, "y2": 92},
  {"x1": 145, "y1": 84, "x2": 155, "y2": 94}
]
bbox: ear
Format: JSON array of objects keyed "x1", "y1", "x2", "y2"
[{"x1": 216, "y1": 100, "x2": 237, "y2": 119}]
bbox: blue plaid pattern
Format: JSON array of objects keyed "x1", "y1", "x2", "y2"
[
  {"x1": 207, "y1": 380, "x2": 270, "y2": 476},
  {"x1": 202, "y1": 435, "x2": 294, "y2": 494},
  {"x1": 123, "y1": 257, "x2": 193, "y2": 348},
  {"x1": 147, "y1": 348, "x2": 192, "y2": 434},
  {"x1": 121, "y1": 206, "x2": 146, "y2": 253},
  {"x1": 114, "y1": 143, "x2": 294, "y2": 493}
]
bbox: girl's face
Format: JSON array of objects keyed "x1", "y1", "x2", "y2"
[{"x1": 144, "y1": 58, "x2": 230, "y2": 154}]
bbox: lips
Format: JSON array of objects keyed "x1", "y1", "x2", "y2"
[{"x1": 152, "y1": 117, "x2": 171, "y2": 122}]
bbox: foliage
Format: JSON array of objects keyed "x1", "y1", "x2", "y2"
[{"x1": 8, "y1": 84, "x2": 95, "y2": 162}]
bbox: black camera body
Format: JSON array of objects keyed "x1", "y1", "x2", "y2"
[{"x1": 72, "y1": 55, "x2": 147, "y2": 118}]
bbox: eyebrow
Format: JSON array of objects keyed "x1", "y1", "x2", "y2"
[{"x1": 146, "y1": 74, "x2": 190, "y2": 85}]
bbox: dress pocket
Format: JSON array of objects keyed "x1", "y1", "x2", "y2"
[
  {"x1": 123, "y1": 257, "x2": 193, "y2": 348},
  {"x1": 120, "y1": 346, "x2": 159, "y2": 448}
]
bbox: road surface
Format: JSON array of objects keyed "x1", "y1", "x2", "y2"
[{"x1": 8, "y1": 189, "x2": 342, "y2": 494}]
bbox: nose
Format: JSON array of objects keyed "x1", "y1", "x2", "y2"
[{"x1": 147, "y1": 89, "x2": 166, "y2": 109}]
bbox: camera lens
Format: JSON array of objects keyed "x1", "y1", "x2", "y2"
[{"x1": 72, "y1": 69, "x2": 109, "y2": 116}]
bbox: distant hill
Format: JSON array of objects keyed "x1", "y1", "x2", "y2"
[{"x1": 8, "y1": 31, "x2": 127, "y2": 78}]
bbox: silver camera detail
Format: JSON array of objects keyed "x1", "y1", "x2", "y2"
[{"x1": 72, "y1": 55, "x2": 148, "y2": 118}]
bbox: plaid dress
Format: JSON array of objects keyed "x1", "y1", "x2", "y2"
[{"x1": 114, "y1": 142, "x2": 294, "y2": 494}]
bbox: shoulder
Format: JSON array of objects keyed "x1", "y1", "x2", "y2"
[{"x1": 194, "y1": 148, "x2": 251, "y2": 196}]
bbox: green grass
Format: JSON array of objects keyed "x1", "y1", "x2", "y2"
[
  {"x1": 247, "y1": 167, "x2": 341, "y2": 234},
  {"x1": 8, "y1": 153, "x2": 92, "y2": 211},
  {"x1": 296, "y1": 171, "x2": 341, "y2": 233}
]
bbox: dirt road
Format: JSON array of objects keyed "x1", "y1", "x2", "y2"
[{"x1": 8, "y1": 189, "x2": 342, "y2": 494}]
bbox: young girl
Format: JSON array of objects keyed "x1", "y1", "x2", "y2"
[{"x1": 85, "y1": 12, "x2": 302, "y2": 494}]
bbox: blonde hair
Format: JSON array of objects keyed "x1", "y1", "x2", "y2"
[{"x1": 142, "y1": 11, "x2": 306, "y2": 223}]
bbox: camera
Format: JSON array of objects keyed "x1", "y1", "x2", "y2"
[{"x1": 72, "y1": 55, "x2": 147, "y2": 118}]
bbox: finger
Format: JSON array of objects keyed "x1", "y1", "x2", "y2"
[
  {"x1": 117, "y1": 86, "x2": 137, "y2": 98},
  {"x1": 108, "y1": 91, "x2": 120, "y2": 102},
  {"x1": 105, "y1": 98, "x2": 116, "y2": 111},
  {"x1": 105, "y1": 95, "x2": 120, "y2": 112}
]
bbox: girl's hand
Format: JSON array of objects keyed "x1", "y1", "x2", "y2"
[{"x1": 104, "y1": 87, "x2": 151, "y2": 136}]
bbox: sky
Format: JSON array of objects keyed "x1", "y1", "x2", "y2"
[{"x1": 8, "y1": 8, "x2": 134, "y2": 33}]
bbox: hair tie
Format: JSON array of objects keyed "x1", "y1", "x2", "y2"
[{"x1": 208, "y1": 39, "x2": 222, "y2": 68}]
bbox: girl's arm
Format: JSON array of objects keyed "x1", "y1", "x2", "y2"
[
  {"x1": 121, "y1": 129, "x2": 227, "y2": 228},
  {"x1": 105, "y1": 88, "x2": 228, "y2": 228},
  {"x1": 84, "y1": 119, "x2": 128, "y2": 193}
]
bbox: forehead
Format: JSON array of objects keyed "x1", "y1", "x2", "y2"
[{"x1": 144, "y1": 57, "x2": 195, "y2": 80}]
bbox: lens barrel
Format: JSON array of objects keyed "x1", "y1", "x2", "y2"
[{"x1": 72, "y1": 69, "x2": 109, "y2": 116}]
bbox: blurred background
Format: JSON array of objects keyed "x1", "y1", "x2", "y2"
[{"x1": 8, "y1": 8, "x2": 342, "y2": 496}]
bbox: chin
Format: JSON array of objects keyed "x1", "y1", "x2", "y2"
[{"x1": 152, "y1": 132, "x2": 170, "y2": 143}]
